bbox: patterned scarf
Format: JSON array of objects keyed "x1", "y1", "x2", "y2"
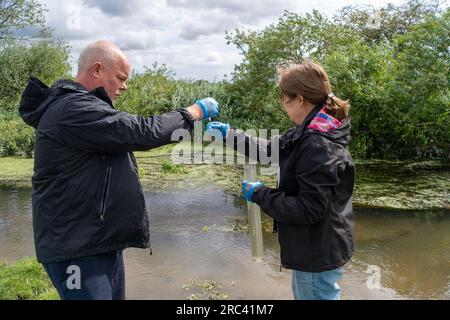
[{"x1": 307, "y1": 107, "x2": 342, "y2": 132}]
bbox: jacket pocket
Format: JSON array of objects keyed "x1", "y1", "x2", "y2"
[{"x1": 100, "y1": 167, "x2": 112, "y2": 223}]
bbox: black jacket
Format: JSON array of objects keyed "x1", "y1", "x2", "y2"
[
  {"x1": 230, "y1": 104, "x2": 355, "y2": 272},
  {"x1": 19, "y1": 78, "x2": 195, "y2": 263}
]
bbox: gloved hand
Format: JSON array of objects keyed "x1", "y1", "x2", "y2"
[
  {"x1": 242, "y1": 180, "x2": 264, "y2": 203},
  {"x1": 205, "y1": 121, "x2": 230, "y2": 138},
  {"x1": 196, "y1": 98, "x2": 220, "y2": 120}
]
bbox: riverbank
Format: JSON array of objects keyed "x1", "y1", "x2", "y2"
[{"x1": 0, "y1": 144, "x2": 449, "y2": 210}]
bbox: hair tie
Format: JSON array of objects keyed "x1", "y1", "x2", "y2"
[{"x1": 325, "y1": 93, "x2": 336, "y2": 109}]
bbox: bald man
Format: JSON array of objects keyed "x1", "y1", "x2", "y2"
[{"x1": 18, "y1": 40, "x2": 219, "y2": 300}]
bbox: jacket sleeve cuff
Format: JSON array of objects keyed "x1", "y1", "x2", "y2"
[
  {"x1": 252, "y1": 185, "x2": 267, "y2": 204},
  {"x1": 176, "y1": 107, "x2": 196, "y2": 128}
]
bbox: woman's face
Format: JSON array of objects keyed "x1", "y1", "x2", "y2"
[
  {"x1": 281, "y1": 94, "x2": 316, "y2": 125},
  {"x1": 281, "y1": 94, "x2": 303, "y2": 125}
]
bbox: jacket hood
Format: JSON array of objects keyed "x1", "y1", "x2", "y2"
[
  {"x1": 19, "y1": 77, "x2": 51, "y2": 128},
  {"x1": 282, "y1": 103, "x2": 352, "y2": 148},
  {"x1": 19, "y1": 77, "x2": 111, "y2": 129},
  {"x1": 312, "y1": 117, "x2": 352, "y2": 147}
]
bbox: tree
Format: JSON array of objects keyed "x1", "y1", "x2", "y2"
[
  {"x1": 225, "y1": 10, "x2": 333, "y2": 131},
  {"x1": 334, "y1": 0, "x2": 444, "y2": 43},
  {"x1": 0, "y1": 0, "x2": 50, "y2": 42},
  {"x1": 225, "y1": 1, "x2": 449, "y2": 159},
  {"x1": 0, "y1": 39, "x2": 71, "y2": 112},
  {"x1": 387, "y1": 9, "x2": 450, "y2": 158},
  {"x1": 0, "y1": 0, "x2": 71, "y2": 112}
]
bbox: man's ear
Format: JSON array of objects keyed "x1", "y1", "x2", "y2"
[{"x1": 91, "y1": 62, "x2": 102, "y2": 79}]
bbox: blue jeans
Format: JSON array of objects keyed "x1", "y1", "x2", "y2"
[
  {"x1": 292, "y1": 267, "x2": 343, "y2": 300},
  {"x1": 43, "y1": 250, "x2": 125, "y2": 300}
]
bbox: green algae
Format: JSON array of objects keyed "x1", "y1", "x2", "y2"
[{"x1": 1, "y1": 144, "x2": 448, "y2": 211}]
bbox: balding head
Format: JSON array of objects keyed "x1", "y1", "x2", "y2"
[
  {"x1": 77, "y1": 40, "x2": 125, "y2": 73},
  {"x1": 76, "y1": 40, "x2": 131, "y2": 103}
]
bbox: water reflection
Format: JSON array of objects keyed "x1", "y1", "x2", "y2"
[
  {"x1": 0, "y1": 186, "x2": 448, "y2": 299},
  {"x1": 352, "y1": 208, "x2": 450, "y2": 299}
]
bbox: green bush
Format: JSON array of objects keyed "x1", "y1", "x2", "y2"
[
  {"x1": 0, "y1": 119, "x2": 35, "y2": 157},
  {"x1": 161, "y1": 160, "x2": 187, "y2": 174},
  {"x1": 0, "y1": 257, "x2": 59, "y2": 300},
  {"x1": 0, "y1": 39, "x2": 71, "y2": 112},
  {"x1": 115, "y1": 64, "x2": 177, "y2": 116},
  {"x1": 116, "y1": 63, "x2": 234, "y2": 122}
]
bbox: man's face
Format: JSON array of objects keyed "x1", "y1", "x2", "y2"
[{"x1": 99, "y1": 57, "x2": 131, "y2": 103}]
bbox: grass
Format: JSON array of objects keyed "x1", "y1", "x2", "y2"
[
  {"x1": 0, "y1": 257, "x2": 59, "y2": 300},
  {"x1": 0, "y1": 157, "x2": 33, "y2": 188},
  {"x1": 161, "y1": 161, "x2": 188, "y2": 174}
]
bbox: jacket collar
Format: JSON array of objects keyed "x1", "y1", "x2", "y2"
[
  {"x1": 89, "y1": 86, "x2": 114, "y2": 108},
  {"x1": 53, "y1": 79, "x2": 114, "y2": 108}
]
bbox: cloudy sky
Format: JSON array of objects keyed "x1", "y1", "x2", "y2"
[{"x1": 39, "y1": 0, "x2": 409, "y2": 81}]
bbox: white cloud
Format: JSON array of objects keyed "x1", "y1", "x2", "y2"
[
  {"x1": 114, "y1": 30, "x2": 160, "y2": 51},
  {"x1": 37, "y1": 0, "x2": 412, "y2": 81},
  {"x1": 82, "y1": 0, "x2": 143, "y2": 17},
  {"x1": 167, "y1": 0, "x2": 298, "y2": 23},
  {"x1": 176, "y1": 9, "x2": 239, "y2": 40}
]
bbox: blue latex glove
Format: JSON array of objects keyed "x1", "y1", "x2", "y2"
[
  {"x1": 242, "y1": 180, "x2": 264, "y2": 203},
  {"x1": 196, "y1": 98, "x2": 220, "y2": 120},
  {"x1": 205, "y1": 121, "x2": 230, "y2": 138}
]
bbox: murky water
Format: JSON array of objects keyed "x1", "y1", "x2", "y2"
[{"x1": 0, "y1": 185, "x2": 449, "y2": 300}]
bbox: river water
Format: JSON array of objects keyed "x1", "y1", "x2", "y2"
[{"x1": 0, "y1": 186, "x2": 449, "y2": 300}]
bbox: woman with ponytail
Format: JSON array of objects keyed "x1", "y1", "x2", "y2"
[{"x1": 206, "y1": 60, "x2": 355, "y2": 300}]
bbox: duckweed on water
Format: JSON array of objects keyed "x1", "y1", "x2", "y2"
[
  {"x1": 201, "y1": 219, "x2": 273, "y2": 234},
  {"x1": 182, "y1": 279, "x2": 229, "y2": 300},
  {"x1": 1, "y1": 144, "x2": 448, "y2": 210},
  {"x1": 201, "y1": 223, "x2": 249, "y2": 233}
]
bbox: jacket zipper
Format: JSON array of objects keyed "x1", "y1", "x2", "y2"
[{"x1": 100, "y1": 167, "x2": 112, "y2": 223}]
